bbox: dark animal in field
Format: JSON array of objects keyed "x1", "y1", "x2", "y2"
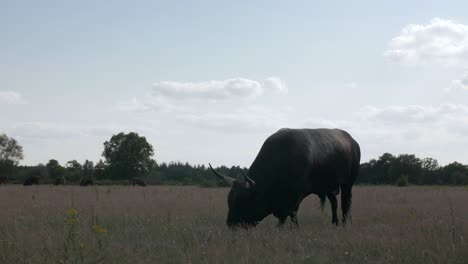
[
  {"x1": 131, "y1": 177, "x2": 146, "y2": 186},
  {"x1": 54, "y1": 177, "x2": 66, "y2": 185},
  {"x1": 80, "y1": 179, "x2": 94, "y2": 186},
  {"x1": 210, "y1": 128, "x2": 360, "y2": 228},
  {"x1": 23, "y1": 175, "x2": 40, "y2": 186},
  {"x1": 0, "y1": 176, "x2": 7, "y2": 184}
]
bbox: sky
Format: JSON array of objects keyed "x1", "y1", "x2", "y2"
[{"x1": 2, "y1": 0, "x2": 468, "y2": 167}]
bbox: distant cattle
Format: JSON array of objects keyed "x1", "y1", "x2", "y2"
[
  {"x1": 0, "y1": 176, "x2": 7, "y2": 184},
  {"x1": 131, "y1": 177, "x2": 146, "y2": 186},
  {"x1": 54, "y1": 177, "x2": 66, "y2": 185},
  {"x1": 80, "y1": 179, "x2": 94, "y2": 186},
  {"x1": 24, "y1": 175, "x2": 40, "y2": 186}
]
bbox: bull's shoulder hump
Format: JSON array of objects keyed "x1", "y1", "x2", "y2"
[
  {"x1": 267, "y1": 128, "x2": 358, "y2": 150},
  {"x1": 268, "y1": 128, "x2": 357, "y2": 142},
  {"x1": 271, "y1": 128, "x2": 352, "y2": 139}
]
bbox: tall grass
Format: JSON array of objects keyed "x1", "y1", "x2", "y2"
[{"x1": 0, "y1": 185, "x2": 467, "y2": 263}]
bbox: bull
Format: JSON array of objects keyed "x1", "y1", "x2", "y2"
[
  {"x1": 131, "y1": 177, "x2": 147, "y2": 186},
  {"x1": 54, "y1": 176, "x2": 66, "y2": 185},
  {"x1": 80, "y1": 178, "x2": 94, "y2": 186},
  {"x1": 23, "y1": 175, "x2": 40, "y2": 186},
  {"x1": 210, "y1": 128, "x2": 360, "y2": 228}
]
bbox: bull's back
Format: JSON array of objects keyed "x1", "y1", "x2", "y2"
[
  {"x1": 251, "y1": 128, "x2": 360, "y2": 188},
  {"x1": 271, "y1": 128, "x2": 358, "y2": 162}
]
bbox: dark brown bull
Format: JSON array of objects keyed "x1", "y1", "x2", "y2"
[
  {"x1": 54, "y1": 177, "x2": 66, "y2": 185},
  {"x1": 80, "y1": 178, "x2": 94, "y2": 186},
  {"x1": 210, "y1": 128, "x2": 361, "y2": 228},
  {"x1": 24, "y1": 175, "x2": 40, "y2": 186},
  {"x1": 131, "y1": 177, "x2": 146, "y2": 186}
]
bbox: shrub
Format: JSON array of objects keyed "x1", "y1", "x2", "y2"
[{"x1": 396, "y1": 174, "x2": 409, "y2": 187}]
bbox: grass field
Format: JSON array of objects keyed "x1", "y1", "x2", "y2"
[{"x1": 0, "y1": 185, "x2": 467, "y2": 263}]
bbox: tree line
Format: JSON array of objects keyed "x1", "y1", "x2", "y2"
[
  {"x1": 358, "y1": 153, "x2": 468, "y2": 186},
  {"x1": 1, "y1": 132, "x2": 467, "y2": 186}
]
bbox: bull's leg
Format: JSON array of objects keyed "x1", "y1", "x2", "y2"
[
  {"x1": 340, "y1": 184, "x2": 352, "y2": 224},
  {"x1": 327, "y1": 193, "x2": 339, "y2": 225},
  {"x1": 289, "y1": 211, "x2": 299, "y2": 228},
  {"x1": 318, "y1": 194, "x2": 326, "y2": 211},
  {"x1": 276, "y1": 215, "x2": 287, "y2": 228}
]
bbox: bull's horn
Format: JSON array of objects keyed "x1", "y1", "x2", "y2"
[
  {"x1": 209, "y1": 163, "x2": 236, "y2": 186},
  {"x1": 241, "y1": 170, "x2": 256, "y2": 187}
]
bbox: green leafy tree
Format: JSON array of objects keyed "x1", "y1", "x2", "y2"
[
  {"x1": 0, "y1": 134, "x2": 24, "y2": 180},
  {"x1": 0, "y1": 134, "x2": 23, "y2": 164},
  {"x1": 83, "y1": 160, "x2": 94, "y2": 180},
  {"x1": 66, "y1": 160, "x2": 82, "y2": 170},
  {"x1": 102, "y1": 132, "x2": 155, "y2": 180},
  {"x1": 65, "y1": 160, "x2": 82, "y2": 182},
  {"x1": 389, "y1": 154, "x2": 422, "y2": 184},
  {"x1": 421, "y1": 157, "x2": 440, "y2": 184},
  {"x1": 94, "y1": 159, "x2": 107, "y2": 180},
  {"x1": 440, "y1": 162, "x2": 468, "y2": 185},
  {"x1": 46, "y1": 159, "x2": 65, "y2": 180}
]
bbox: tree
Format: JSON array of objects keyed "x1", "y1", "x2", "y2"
[
  {"x1": 421, "y1": 157, "x2": 440, "y2": 184},
  {"x1": 0, "y1": 134, "x2": 24, "y2": 180},
  {"x1": 389, "y1": 154, "x2": 422, "y2": 184},
  {"x1": 46, "y1": 159, "x2": 64, "y2": 180},
  {"x1": 440, "y1": 162, "x2": 468, "y2": 185},
  {"x1": 94, "y1": 159, "x2": 107, "y2": 180},
  {"x1": 65, "y1": 160, "x2": 82, "y2": 182},
  {"x1": 0, "y1": 134, "x2": 23, "y2": 164},
  {"x1": 375, "y1": 153, "x2": 395, "y2": 184},
  {"x1": 83, "y1": 160, "x2": 94, "y2": 180},
  {"x1": 102, "y1": 132, "x2": 155, "y2": 180},
  {"x1": 66, "y1": 160, "x2": 82, "y2": 170}
]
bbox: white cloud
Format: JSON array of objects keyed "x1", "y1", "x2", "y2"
[
  {"x1": 450, "y1": 72, "x2": 468, "y2": 91},
  {"x1": 384, "y1": 18, "x2": 468, "y2": 65},
  {"x1": 356, "y1": 104, "x2": 468, "y2": 126},
  {"x1": 0, "y1": 91, "x2": 26, "y2": 105},
  {"x1": 117, "y1": 96, "x2": 175, "y2": 113},
  {"x1": 177, "y1": 106, "x2": 288, "y2": 133},
  {"x1": 349, "y1": 104, "x2": 468, "y2": 158},
  {"x1": 152, "y1": 77, "x2": 287, "y2": 101},
  {"x1": 118, "y1": 77, "x2": 290, "y2": 133},
  {"x1": 261, "y1": 77, "x2": 288, "y2": 95},
  {"x1": 344, "y1": 82, "x2": 358, "y2": 89},
  {"x1": 296, "y1": 104, "x2": 468, "y2": 163}
]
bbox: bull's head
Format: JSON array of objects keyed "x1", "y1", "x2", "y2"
[{"x1": 209, "y1": 163, "x2": 257, "y2": 228}]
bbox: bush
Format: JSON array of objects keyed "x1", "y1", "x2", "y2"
[{"x1": 396, "y1": 174, "x2": 409, "y2": 187}]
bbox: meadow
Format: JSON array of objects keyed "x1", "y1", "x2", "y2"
[{"x1": 0, "y1": 185, "x2": 467, "y2": 264}]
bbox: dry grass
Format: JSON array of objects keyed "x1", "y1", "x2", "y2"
[{"x1": 0, "y1": 185, "x2": 467, "y2": 263}]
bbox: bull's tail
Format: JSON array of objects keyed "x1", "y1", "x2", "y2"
[{"x1": 319, "y1": 194, "x2": 326, "y2": 211}]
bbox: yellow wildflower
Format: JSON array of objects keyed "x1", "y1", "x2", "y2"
[
  {"x1": 67, "y1": 209, "x2": 78, "y2": 216},
  {"x1": 93, "y1": 225, "x2": 108, "y2": 234},
  {"x1": 79, "y1": 242, "x2": 85, "y2": 249},
  {"x1": 65, "y1": 218, "x2": 78, "y2": 224}
]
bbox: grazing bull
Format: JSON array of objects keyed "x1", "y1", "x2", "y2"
[
  {"x1": 131, "y1": 177, "x2": 146, "y2": 186},
  {"x1": 24, "y1": 175, "x2": 40, "y2": 186},
  {"x1": 54, "y1": 176, "x2": 66, "y2": 185},
  {"x1": 210, "y1": 128, "x2": 360, "y2": 228},
  {"x1": 80, "y1": 178, "x2": 94, "y2": 186}
]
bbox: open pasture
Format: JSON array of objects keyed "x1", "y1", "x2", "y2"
[{"x1": 0, "y1": 185, "x2": 467, "y2": 263}]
